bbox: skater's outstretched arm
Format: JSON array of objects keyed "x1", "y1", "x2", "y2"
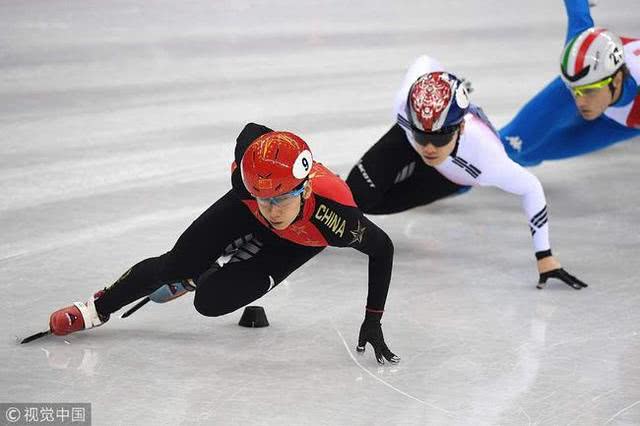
[
  {"x1": 310, "y1": 171, "x2": 399, "y2": 365},
  {"x1": 564, "y1": 0, "x2": 595, "y2": 43},
  {"x1": 480, "y1": 141, "x2": 588, "y2": 290}
]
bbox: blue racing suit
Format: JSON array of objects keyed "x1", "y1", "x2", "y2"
[{"x1": 500, "y1": 0, "x2": 640, "y2": 166}]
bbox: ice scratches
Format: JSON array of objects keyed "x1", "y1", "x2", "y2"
[
  {"x1": 547, "y1": 330, "x2": 634, "y2": 351},
  {"x1": 529, "y1": 391, "x2": 557, "y2": 407},
  {"x1": 536, "y1": 388, "x2": 602, "y2": 426},
  {"x1": 518, "y1": 405, "x2": 531, "y2": 425},
  {"x1": 0, "y1": 206, "x2": 200, "y2": 261},
  {"x1": 591, "y1": 389, "x2": 616, "y2": 402},
  {"x1": 604, "y1": 400, "x2": 640, "y2": 425},
  {"x1": 565, "y1": 389, "x2": 617, "y2": 426},
  {"x1": 333, "y1": 326, "x2": 459, "y2": 419}
]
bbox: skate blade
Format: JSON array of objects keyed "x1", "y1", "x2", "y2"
[{"x1": 20, "y1": 330, "x2": 51, "y2": 344}]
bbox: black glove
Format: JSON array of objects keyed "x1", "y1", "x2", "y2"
[
  {"x1": 537, "y1": 268, "x2": 588, "y2": 290},
  {"x1": 356, "y1": 311, "x2": 400, "y2": 365}
]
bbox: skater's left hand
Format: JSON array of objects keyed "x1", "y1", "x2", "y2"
[
  {"x1": 537, "y1": 267, "x2": 588, "y2": 290},
  {"x1": 356, "y1": 310, "x2": 400, "y2": 365},
  {"x1": 536, "y1": 255, "x2": 587, "y2": 290},
  {"x1": 536, "y1": 255, "x2": 561, "y2": 275}
]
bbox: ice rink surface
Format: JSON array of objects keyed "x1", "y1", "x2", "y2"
[{"x1": 1, "y1": 1, "x2": 639, "y2": 424}]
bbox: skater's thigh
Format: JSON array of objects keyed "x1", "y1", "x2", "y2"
[
  {"x1": 193, "y1": 237, "x2": 324, "y2": 316},
  {"x1": 364, "y1": 159, "x2": 464, "y2": 214},
  {"x1": 169, "y1": 190, "x2": 260, "y2": 273},
  {"x1": 347, "y1": 124, "x2": 419, "y2": 211}
]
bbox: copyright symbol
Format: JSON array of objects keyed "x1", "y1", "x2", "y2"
[{"x1": 5, "y1": 406, "x2": 21, "y2": 423}]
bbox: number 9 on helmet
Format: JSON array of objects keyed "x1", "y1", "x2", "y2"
[{"x1": 241, "y1": 131, "x2": 313, "y2": 199}]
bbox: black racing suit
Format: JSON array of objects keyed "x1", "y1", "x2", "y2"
[{"x1": 95, "y1": 123, "x2": 394, "y2": 318}]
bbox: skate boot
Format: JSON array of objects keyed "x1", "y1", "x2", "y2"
[{"x1": 49, "y1": 290, "x2": 110, "y2": 336}]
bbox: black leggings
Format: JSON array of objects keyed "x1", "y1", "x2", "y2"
[
  {"x1": 95, "y1": 190, "x2": 324, "y2": 317},
  {"x1": 346, "y1": 124, "x2": 465, "y2": 214}
]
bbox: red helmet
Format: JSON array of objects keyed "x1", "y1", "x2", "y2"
[{"x1": 241, "y1": 131, "x2": 313, "y2": 198}]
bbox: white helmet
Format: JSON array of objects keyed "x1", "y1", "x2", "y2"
[{"x1": 560, "y1": 27, "x2": 624, "y2": 88}]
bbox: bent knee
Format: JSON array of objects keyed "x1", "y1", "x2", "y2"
[{"x1": 193, "y1": 293, "x2": 229, "y2": 317}]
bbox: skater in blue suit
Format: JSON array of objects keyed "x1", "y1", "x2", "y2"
[{"x1": 500, "y1": 0, "x2": 640, "y2": 166}]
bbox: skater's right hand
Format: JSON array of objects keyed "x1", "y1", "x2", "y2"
[
  {"x1": 356, "y1": 310, "x2": 400, "y2": 365},
  {"x1": 149, "y1": 279, "x2": 196, "y2": 303}
]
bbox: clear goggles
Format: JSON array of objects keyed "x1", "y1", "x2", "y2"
[
  {"x1": 571, "y1": 76, "x2": 613, "y2": 97},
  {"x1": 256, "y1": 184, "x2": 305, "y2": 206}
]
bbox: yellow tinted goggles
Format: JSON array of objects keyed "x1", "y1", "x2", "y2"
[{"x1": 572, "y1": 76, "x2": 613, "y2": 97}]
